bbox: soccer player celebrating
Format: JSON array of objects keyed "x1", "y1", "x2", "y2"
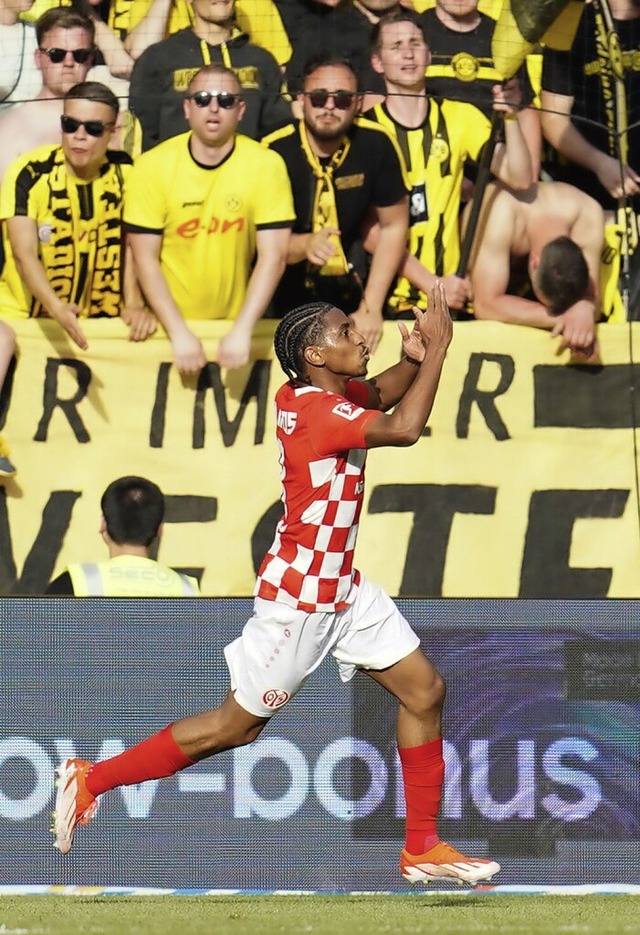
[{"x1": 53, "y1": 284, "x2": 501, "y2": 887}]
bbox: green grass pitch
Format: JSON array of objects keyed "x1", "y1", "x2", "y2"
[{"x1": 0, "y1": 895, "x2": 637, "y2": 935}]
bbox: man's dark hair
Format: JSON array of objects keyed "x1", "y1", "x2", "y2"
[
  {"x1": 36, "y1": 8, "x2": 96, "y2": 46},
  {"x1": 536, "y1": 236, "x2": 590, "y2": 314},
  {"x1": 274, "y1": 302, "x2": 335, "y2": 383},
  {"x1": 302, "y1": 54, "x2": 359, "y2": 89},
  {"x1": 64, "y1": 81, "x2": 120, "y2": 117},
  {"x1": 101, "y1": 476, "x2": 165, "y2": 547},
  {"x1": 370, "y1": 9, "x2": 426, "y2": 55}
]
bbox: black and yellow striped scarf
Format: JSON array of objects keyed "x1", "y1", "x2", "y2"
[{"x1": 31, "y1": 148, "x2": 127, "y2": 318}]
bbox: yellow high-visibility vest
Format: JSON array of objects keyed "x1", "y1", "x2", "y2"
[{"x1": 67, "y1": 556, "x2": 200, "y2": 597}]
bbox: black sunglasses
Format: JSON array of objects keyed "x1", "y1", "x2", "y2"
[
  {"x1": 187, "y1": 90, "x2": 242, "y2": 109},
  {"x1": 304, "y1": 89, "x2": 357, "y2": 110},
  {"x1": 60, "y1": 115, "x2": 114, "y2": 137},
  {"x1": 39, "y1": 47, "x2": 94, "y2": 64}
]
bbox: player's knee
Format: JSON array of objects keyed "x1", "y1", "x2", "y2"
[
  {"x1": 218, "y1": 718, "x2": 267, "y2": 750},
  {"x1": 410, "y1": 670, "x2": 446, "y2": 719}
]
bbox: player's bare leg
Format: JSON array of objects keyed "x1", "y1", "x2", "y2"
[
  {"x1": 54, "y1": 692, "x2": 268, "y2": 853},
  {"x1": 170, "y1": 692, "x2": 269, "y2": 760}
]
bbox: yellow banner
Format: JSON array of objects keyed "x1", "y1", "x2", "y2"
[{"x1": 2, "y1": 319, "x2": 639, "y2": 598}]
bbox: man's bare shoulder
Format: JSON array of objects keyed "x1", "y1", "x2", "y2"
[
  {"x1": 0, "y1": 100, "x2": 63, "y2": 181},
  {"x1": 471, "y1": 183, "x2": 519, "y2": 242},
  {"x1": 527, "y1": 180, "x2": 599, "y2": 214},
  {"x1": 0, "y1": 99, "x2": 61, "y2": 143},
  {"x1": 0, "y1": 100, "x2": 62, "y2": 180},
  {"x1": 481, "y1": 182, "x2": 521, "y2": 217}
]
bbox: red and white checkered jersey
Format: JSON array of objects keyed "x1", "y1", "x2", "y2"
[{"x1": 255, "y1": 379, "x2": 380, "y2": 612}]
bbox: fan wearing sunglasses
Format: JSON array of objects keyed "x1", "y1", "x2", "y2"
[
  {"x1": 0, "y1": 81, "x2": 156, "y2": 349},
  {"x1": 123, "y1": 64, "x2": 294, "y2": 373},
  {"x1": 263, "y1": 54, "x2": 409, "y2": 354},
  {"x1": 0, "y1": 8, "x2": 96, "y2": 183},
  {"x1": 128, "y1": 0, "x2": 291, "y2": 153}
]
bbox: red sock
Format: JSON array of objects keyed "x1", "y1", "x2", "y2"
[
  {"x1": 398, "y1": 737, "x2": 444, "y2": 855},
  {"x1": 85, "y1": 725, "x2": 195, "y2": 797}
]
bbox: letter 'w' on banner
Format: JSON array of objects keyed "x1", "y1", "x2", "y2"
[{"x1": 491, "y1": 0, "x2": 586, "y2": 79}]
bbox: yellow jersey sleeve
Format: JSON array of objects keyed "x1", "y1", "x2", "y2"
[
  {"x1": 0, "y1": 146, "x2": 54, "y2": 221},
  {"x1": 123, "y1": 144, "x2": 173, "y2": 233}
]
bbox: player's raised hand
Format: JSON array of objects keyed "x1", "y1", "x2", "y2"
[
  {"x1": 418, "y1": 280, "x2": 453, "y2": 353},
  {"x1": 397, "y1": 307, "x2": 426, "y2": 363}
]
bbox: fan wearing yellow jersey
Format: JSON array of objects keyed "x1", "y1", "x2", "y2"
[
  {"x1": 365, "y1": 9, "x2": 531, "y2": 314},
  {"x1": 0, "y1": 81, "x2": 154, "y2": 345},
  {"x1": 124, "y1": 64, "x2": 295, "y2": 373}
]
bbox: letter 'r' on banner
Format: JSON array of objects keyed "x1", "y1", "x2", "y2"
[{"x1": 491, "y1": 0, "x2": 586, "y2": 79}]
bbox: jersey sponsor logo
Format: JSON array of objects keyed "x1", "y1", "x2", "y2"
[
  {"x1": 176, "y1": 216, "x2": 246, "y2": 238},
  {"x1": 276, "y1": 409, "x2": 297, "y2": 434},
  {"x1": 262, "y1": 688, "x2": 290, "y2": 709},
  {"x1": 335, "y1": 173, "x2": 365, "y2": 190},
  {"x1": 331, "y1": 401, "x2": 364, "y2": 421}
]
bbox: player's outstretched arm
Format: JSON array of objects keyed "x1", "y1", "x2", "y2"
[{"x1": 363, "y1": 283, "x2": 452, "y2": 449}]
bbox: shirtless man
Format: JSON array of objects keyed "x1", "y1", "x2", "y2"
[
  {"x1": 469, "y1": 181, "x2": 604, "y2": 354},
  {"x1": 0, "y1": 8, "x2": 95, "y2": 181}
]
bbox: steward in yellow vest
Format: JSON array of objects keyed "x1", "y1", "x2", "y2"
[
  {"x1": 46, "y1": 475, "x2": 200, "y2": 597},
  {"x1": 67, "y1": 555, "x2": 199, "y2": 597}
]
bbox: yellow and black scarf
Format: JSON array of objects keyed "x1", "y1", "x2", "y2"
[
  {"x1": 591, "y1": 0, "x2": 638, "y2": 258},
  {"x1": 298, "y1": 120, "x2": 351, "y2": 277},
  {"x1": 31, "y1": 148, "x2": 126, "y2": 318}
]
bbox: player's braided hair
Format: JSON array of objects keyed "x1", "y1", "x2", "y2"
[{"x1": 274, "y1": 302, "x2": 334, "y2": 383}]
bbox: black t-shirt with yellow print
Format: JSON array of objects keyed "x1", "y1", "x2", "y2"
[
  {"x1": 263, "y1": 117, "x2": 409, "y2": 316},
  {"x1": 420, "y1": 8, "x2": 534, "y2": 117}
]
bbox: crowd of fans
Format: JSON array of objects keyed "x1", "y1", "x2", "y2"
[{"x1": 0, "y1": 0, "x2": 638, "y2": 480}]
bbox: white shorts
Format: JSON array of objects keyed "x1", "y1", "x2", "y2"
[{"x1": 224, "y1": 575, "x2": 420, "y2": 718}]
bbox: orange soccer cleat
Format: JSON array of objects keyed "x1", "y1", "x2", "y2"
[
  {"x1": 53, "y1": 758, "x2": 99, "y2": 854},
  {"x1": 401, "y1": 840, "x2": 501, "y2": 886}
]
